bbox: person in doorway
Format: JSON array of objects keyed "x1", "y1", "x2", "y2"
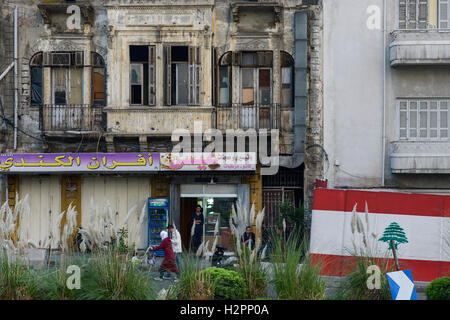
[
  {"x1": 168, "y1": 224, "x2": 182, "y2": 272},
  {"x1": 241, "y1": 226, "x2": 256, "y2": 250},
  {"x1": 191, "y1": 205, "x2": 204, "y2": 251},
  {"x1": 150, "y1": 230, "x2": 179, "y2": 281}
]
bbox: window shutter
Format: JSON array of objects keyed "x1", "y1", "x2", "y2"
[
  {"x1": 399, "y1": 0, "x2": 407, "y2": 29},
  {"x1": 418, "y1": 0, "x2": 428, "y2": 29},
  {"x1": 407, "y1": 0, "x2": 418, "y2": 29},
  {"x1": 164, "y1": 46, "x2": 171, "y2": 106},
  {"x1": 188, "y1": 46, "x2": 201, "y2": 105},
  {"x1": 149, "y1": 46, "x2": 156, "y2": 105},
  {"x1": 440, "y1": 0, "x2": 449, "y2": 29}
]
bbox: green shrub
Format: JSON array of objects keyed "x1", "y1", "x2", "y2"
[
  {"x1": 203, "y1": 267, "x2": 248, "y2": 300},
  {"x1": 426, "y1": 277, "x2": 450, "y2": 300},
  {"x1": 0, "y1": 254, "x2": 42, "y2": 300}
]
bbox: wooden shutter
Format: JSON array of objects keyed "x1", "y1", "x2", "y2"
[
  {"x1": 164, "y1": 46, "x2": 171, "y2": 106},
  {"x1": 188, "y1": 46, "x2": 201, "y2": 105},
  {"x1": 149, "y1": 46, "x2": 156, "y2": 105}
]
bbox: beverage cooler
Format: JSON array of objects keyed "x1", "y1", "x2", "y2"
[{"x1": 147, "y1": 198, "x2": 170, "y2": 257}]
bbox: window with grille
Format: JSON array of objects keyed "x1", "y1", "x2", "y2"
[{"x1": 399, "y1": 99, "x2": 449, "y2": 140}]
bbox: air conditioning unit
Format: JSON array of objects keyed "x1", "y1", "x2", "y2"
[{"x1": 51, "y1": 53, "x2": 71, "y2": 66}]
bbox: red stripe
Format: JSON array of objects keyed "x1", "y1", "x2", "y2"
[
  {"x1": 312, "y1": 188, "x2": 450, "y2": 217},
  {"x1": 310, "y1": 253, "x2": 450, "y2": 282}
]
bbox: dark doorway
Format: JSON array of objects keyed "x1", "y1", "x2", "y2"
[{"x1": 180, "y1": 197, "x2": 197, "y2": 250}]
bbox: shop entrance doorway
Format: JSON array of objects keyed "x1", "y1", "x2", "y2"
[
  {"x1": 180, "y1": 197, "x2": 197, "y2": 250},
  {"x1": 180, "y1": 194, "x2": 237, "y2": 252}
]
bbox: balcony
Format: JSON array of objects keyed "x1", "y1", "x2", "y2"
[
  {"x1": 215, "y1": 104, "x2": 281, "y2": 131},
  {"x1": 390, "y1": 141, "x2": 450, "y2": 174},
  {"x1": 390, "y1": 30, "x2": 450, "y2": 66},
  {"x1": 40, "y1": 104, "x2": 105, "y2": 134}
]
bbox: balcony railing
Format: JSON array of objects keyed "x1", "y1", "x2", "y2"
[
  {"x1": 215, "y1": 103, "x2": 281, "y2": 130},
  {"x1": 40, "y1": 104, "x2": 105, "y2": 132}
]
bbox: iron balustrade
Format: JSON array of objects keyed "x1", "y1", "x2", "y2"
[
  {"x1": 40, "y1": 104, "x2": 104, "y2": 132},
  {"x1": 215, "y1": 103, "x2": 281, "y2": 130}
]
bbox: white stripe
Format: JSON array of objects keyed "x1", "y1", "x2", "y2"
[{"x1": 310, "y1": 210, "x2": 450, "y2": 262}]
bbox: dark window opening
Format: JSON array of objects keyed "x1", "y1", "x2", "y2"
[
  {"x1": 129, "y1": 45, "x2": 155, "y2": 105},
  {"x1": 31, "y1": 67, "x2": 42, "y2": 106},
  {"x1": 171, "y1": 46, "x2": 188, "y2": 62}
]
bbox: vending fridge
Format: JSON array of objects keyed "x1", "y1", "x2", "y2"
[{"x1": 147, "y1": 198, "x2": 170, "y2": 257}]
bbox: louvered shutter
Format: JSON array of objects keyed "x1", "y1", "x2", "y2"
[
  {"x1": 440, "y1": 0, "x2": 449, "y2": 29},
  {"x1": 418, "y1": 0, "x2": 428, "y2": 29},
  {"x1": 149, "y1": 46, "x2": 156, "y2": 105},
  {"x1": 399, "y1": 0, "x2": 407, "y2": 28},
  {"x1": 164, "y1": 46, "x2": 171, "y2": 106}
]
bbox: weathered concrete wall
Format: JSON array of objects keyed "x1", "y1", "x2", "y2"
[
  {"x1": 304, "y1": 3, "x2": 323, "y2": 215},
  {"x1": 0, "y1": 2, "x2": 15, "y2": 152}
]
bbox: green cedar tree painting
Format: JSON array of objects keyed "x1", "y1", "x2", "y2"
[{"x1": 378, "y1": 222, "x2": 408, "y2": 250}]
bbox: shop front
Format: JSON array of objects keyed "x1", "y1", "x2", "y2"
[{"x1": 0, "y1": 152, "x2": 256, "y2": 250}]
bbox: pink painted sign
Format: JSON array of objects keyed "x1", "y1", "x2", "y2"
[{"x1": 159, "y1": 152, "x2": 257, "y2": 171}]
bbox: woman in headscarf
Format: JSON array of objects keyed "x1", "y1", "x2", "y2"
[{"x1": 150, "y1": 230, "x2": 179, "y2": 281}]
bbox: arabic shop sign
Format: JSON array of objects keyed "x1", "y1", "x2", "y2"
[
  {"x1": 0, "y1": 152, "x2": 256, "y2": 173},
  {"x1": 0, "y1": 153, "x2": 160, "y2": 173},
  {"x1": 159, "y1": 152, "x2": 256, "y2": 171}
]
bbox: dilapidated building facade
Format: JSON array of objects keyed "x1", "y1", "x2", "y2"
[{"x1": 0, "y1": 0, "x2": 323, "y2": 249}]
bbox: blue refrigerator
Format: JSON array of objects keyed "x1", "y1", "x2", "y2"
[{"x1": 147, "y1": 198, "x2": 170, "y2": 257}]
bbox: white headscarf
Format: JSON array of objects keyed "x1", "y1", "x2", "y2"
[{"x1": 160, "y1": 230, "x2": 168, "y2": 240}]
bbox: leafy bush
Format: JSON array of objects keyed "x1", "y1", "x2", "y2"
[
  {"x1": 203, "y1": 267, "x2": 248, "y2": 300},
  {"x1": 426, "y1": 277, "x2": 450, "y2": 300}
]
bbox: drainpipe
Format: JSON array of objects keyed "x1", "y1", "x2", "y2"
[
  {"x1": 13, "y1": 5, "x2": 18, "y2": 150},
  {"x1": 381, "y1": 0, "x2": 387, "y2": 187}
]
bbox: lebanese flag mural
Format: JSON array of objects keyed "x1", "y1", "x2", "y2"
[{"x1": 310, "y1": 188, "x2": 450, "y2": 282}]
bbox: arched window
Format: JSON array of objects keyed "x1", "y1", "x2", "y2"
[
  {"x1": 281, "y1": 51, "x2": 294, "y2": 108},
  {"x1": 30, "y1": 52, "x2": 43, "y2": 106},
  {"x1": 218, "y1": 51, "x2": 232, "y2": 106},
  {"x1": 92, "y1": 52, "x2": 106, "y2": 106}
]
